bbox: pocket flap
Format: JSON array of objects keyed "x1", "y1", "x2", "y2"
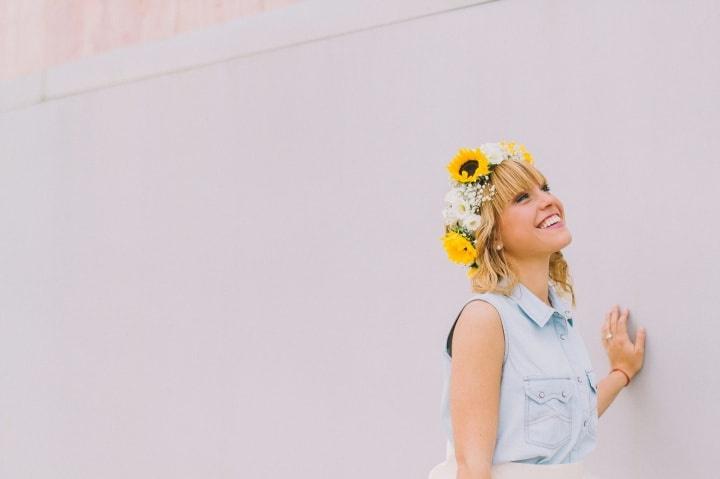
[
  {"x1": 523, "y1": 378, "x2": 573, "y2": 404},
  {"x1": 586, "y1": 369, "x2": 599, "y2": 393}
]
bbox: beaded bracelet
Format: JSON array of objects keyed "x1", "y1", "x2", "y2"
[{"x1": 611, "y1": 368, "x2": 631, "y2": 386}]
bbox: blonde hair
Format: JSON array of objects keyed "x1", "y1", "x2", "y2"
[{"x1": 469, "y1": 159, "x2": 576, "y2": 307}]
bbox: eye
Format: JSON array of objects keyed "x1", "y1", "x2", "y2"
[
  {"x1": 515, "y1": 193, "x2": 528, "y2": 203},
  {"x1": 515, "y1": 184, "x2": 550, "y2": 203}
]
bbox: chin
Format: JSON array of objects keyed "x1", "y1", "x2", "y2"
[{"x1": 558, "y1": 232, "x2": 572, "y2": 249}]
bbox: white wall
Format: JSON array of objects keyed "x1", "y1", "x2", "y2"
[{"x1": 1, "y1": 0, "x2": 718, "y2": 477}]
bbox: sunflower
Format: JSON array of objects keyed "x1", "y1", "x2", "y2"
[
  {"x1": 440, "y1": 231, "x2": 477, "y2": 265},
  {"x1": 446, "y1": 148, "x2": 490, "y2": 183},
  {"x1": 519, "y1": 144, "x2": 534, "y2": 165}
]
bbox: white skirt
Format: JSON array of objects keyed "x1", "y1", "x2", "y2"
[{"x1": 428, "y1": 453, "x2": 600, "y2": 479}]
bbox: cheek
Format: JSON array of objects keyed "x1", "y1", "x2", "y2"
[
  {"x1": 503, "y1": 213, "x2": 537, "y2": 240},
  {"x1": 511, "y1": 211, "x2": 537, "y2": 231}
]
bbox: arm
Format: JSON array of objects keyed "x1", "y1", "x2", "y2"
[
  {"x1": 598, "y1": 305, "x2": 647, "y2": 418},
  {"x1": 597, "y1": 370, "x2": 630, "y2": 417},
  {"x1": 449, "y1": 300, "x2": 505, "y2": 479}
]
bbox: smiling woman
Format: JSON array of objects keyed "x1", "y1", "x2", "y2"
[
  {"x1": 466, "y1": 157, "x2": 574, "y2": 305},
  {"x1": 431, "y1": 141, "x2": 644, "y2": 479}
]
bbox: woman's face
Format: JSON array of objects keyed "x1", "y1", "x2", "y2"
[{"x1": 497, "y1": 181, "x2": 572, "y2": 260}]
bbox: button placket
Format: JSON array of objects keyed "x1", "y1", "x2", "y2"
[{"x1": 554, "y1": 314, "x2": 568, "y2": 341}]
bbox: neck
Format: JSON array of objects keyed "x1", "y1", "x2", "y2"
[{"x1": 507, "y1": 254, "x2": 552, "y2": 307}]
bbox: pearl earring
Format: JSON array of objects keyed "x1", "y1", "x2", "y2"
[{"x1": 496, "y1": 244, "x2": 503, "y2": 250}]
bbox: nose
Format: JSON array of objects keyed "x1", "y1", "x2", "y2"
[{"x1": 539, "y1": 189, "x2": 554, "y2": 207}]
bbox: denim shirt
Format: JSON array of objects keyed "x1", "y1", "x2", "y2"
[{"x1": 439, "y1": 280, "x2": 599, "y2": 464}]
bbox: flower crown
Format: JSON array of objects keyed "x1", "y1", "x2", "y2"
[{"x1": 440, "y1": 141, "x2": 534, "y2": 276}]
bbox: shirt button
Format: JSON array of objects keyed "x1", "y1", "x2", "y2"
[
  {"x1": 561, "y1": 391, "x2": 567, "y2": 398},
  {"x1": 583, "y1": 419, "x2": 588, "y2": 427},
  {"x1": 560, "y1": 334, "x2": 567, "y2": 340},
  {"x1": 538, "y1": 392, "x2": 545, "y2": 398},
  {"x1": 577, "y1": 376, "x2": 583, "y2": 383}
]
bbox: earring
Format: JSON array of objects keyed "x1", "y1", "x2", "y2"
[{"x1": 496, "y1": 244, "x2": 503, "y2": 250}]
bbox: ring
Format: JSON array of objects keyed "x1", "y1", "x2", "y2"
[{"x1": 605, "y1": 333, "x2": 613, "y2": 340}]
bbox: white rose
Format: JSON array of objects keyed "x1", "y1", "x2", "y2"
[
  {"x1": 444, "y1": 187, "x2": 472, "y2": 219},
  {"x1": 461, "y1": 213, "x2": 483, "y2": 232},
  {"x1": 480, "y1": 143, "x2": 506, "y2": 165},
  {"x1": 452, "y1": 198, "x2": 472, "y2": 218}
]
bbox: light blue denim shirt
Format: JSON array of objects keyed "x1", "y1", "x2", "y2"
[{"x1": 439, "y1": 280, "x2": 599, "y2": 464}]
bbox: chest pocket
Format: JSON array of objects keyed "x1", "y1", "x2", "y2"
[{"x1": 523, "y1": 377, "x2": 574, "y2": 449}]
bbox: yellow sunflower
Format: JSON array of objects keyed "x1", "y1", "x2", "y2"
[
  {"x1": 446, "y1": 148, "x2": 490, "y2": 183},
  {"x1": 519, "y1": 143, "x2": 534, "y2": 165},
  {"x1": 441, "y1": 231, "x2": 477, "y2": 265}
]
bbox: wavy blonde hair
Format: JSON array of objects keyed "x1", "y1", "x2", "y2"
[{"x1": 468, "y1": 159, "x2": 576, "y2": 307}]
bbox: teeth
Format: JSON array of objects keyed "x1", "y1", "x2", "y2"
[{"x1": 539, "y1": 214, "x2": 561, "y2": 229}]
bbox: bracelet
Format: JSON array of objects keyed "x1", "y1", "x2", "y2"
[{"x1": 610, "y1": 368, "x2": 631, "y2": 387}]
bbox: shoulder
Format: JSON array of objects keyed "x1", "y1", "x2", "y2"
[
  {"x1": 457, "y1": 295, "x2": 500, "y2": 328},
  {"x1": 452, "y1": 298, "x2": 504, "y2": 349},
  {"x1": 449, "y1": 298, "x2": 506, "y2": 372},
  {"x1": 459, "y1": 293, "x2": 508, "y2": 321}
]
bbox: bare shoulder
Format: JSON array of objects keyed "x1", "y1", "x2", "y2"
[
  {"x1": 451, "y1": 299, "x2": 504, "y2": 357},
  {"x1": 454, "y1": 299, "x2": 503, "y2": 336}
]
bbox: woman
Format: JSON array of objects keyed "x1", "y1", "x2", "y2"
[{"x1": 430, "y1": 142, "x2": 646, "y2": 479}]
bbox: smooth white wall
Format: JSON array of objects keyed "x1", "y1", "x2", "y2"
[{"x1": 1, "y1": 1, "x2": 718, "y2": 477}]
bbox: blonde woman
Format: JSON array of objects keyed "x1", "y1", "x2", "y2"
[{"x1": 430, "y1": 143, "x2": 646, "y2": 479}]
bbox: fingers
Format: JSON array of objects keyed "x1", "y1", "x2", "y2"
[
  {"x1": 600, "y1": 318, "x2": 608, "y2": 346},
  {"x1": 617, "y1": 307, "x2": 629, "y2": 338},
  {"x1": 634, "y1": 327, "x2": 647, "y2": 353},
  {"x1": 601, "y1": 311, "x2": 611, "y2": 341},
  {"x1": 609, "y1": 305, "x2": 619, "y2": 335}
]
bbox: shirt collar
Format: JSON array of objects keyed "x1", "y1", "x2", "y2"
[{"x1": 509, "y1": 280, "x2": 574, "y2": 328}]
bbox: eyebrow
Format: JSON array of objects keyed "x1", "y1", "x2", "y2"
[{"x1": 515, "y1": 183, "x2": 548, "y2": 198}]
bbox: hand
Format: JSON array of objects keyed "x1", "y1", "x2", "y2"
[{"x1": 600, "y1": 305, "x2": 646, "y2": 381}]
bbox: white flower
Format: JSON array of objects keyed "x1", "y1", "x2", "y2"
[
  {"x1": 480, "y1": 142, "x2": 506, "y2": 165},
  {"x1": 460, "y1": 213, "x2": 483, "y2": 232},
  {"x1": 444, "y1": 186, "x2": 472, "y2": 219},
  {"x1": 444, "y1": 188, "x2": 462, "y2": 205},
  {"x1": 452, "y1": 197, "x2": 472, "y2": 218},
  {"x1": 442, "y1": 206, "x2": 458, "y2": 226}
]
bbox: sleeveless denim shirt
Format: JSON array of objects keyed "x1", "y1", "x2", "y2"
[{"x1": 439, "y1": 280, "x2": 599, "y2": 464}]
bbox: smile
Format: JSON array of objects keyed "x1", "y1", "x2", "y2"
[{"x1": 537, "y1": 214, "x2": 563, "y2": 229}]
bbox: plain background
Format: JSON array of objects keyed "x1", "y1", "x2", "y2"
[{"x1": 1, "y1": 0, "x2": 719, "y2": 477}]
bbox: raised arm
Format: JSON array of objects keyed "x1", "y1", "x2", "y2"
[{"x1": 449, "y1": 300, "x2": 505, "y2": 479}]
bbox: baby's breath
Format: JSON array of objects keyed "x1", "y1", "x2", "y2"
[{"x1": 449, "y1": 223, "x2": 475, "y2": 243}]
